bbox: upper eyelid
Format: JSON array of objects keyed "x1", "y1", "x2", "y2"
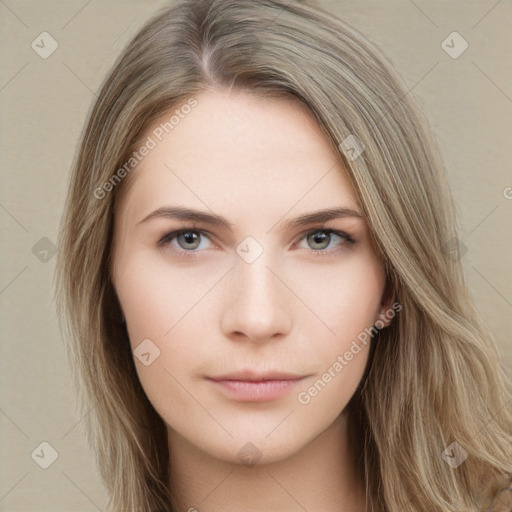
[
  {"x1": 159, "y1": 228, "x2": 214, "y2": 244},
  {"x1": 302, "y1": 227, "x2": 351, "y2": 237},
  {"x1": 297, "y1": 228, "x2": 354, "y2": 246}
]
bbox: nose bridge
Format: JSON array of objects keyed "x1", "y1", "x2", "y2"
[
  {"x1": 237, "y1": 254, "x2": 275, "y2": 306},
  {"x1": 220, "y1": 248, "x2": 292, "y2": 342}
]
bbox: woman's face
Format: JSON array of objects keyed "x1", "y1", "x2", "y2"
[{"x1": 111, "y1": 88, "x2": 389, "y2": 465}]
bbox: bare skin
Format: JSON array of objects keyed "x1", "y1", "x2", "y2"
[{"x1": 111, "y1": 87, "x2": 391, "y2": 511}]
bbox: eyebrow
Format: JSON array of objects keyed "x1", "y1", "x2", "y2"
[{"x1": 137, "y1": 205, "x2": 364, "y2": 231}]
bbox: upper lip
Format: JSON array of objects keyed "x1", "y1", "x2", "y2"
[{"x1": 207, "y1": 370, "x2": 306, "y2": 382}]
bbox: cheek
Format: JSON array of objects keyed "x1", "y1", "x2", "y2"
[
  {"x1": 113, "y1": 252, "x2": 227, "y2": 411},
  {"x1": 116, "y1": 250, "x2": 226, "y2": 342},
  {"x1": 292, "y1": 261, "x2": 384, "y2": 418},
  {"x1": 287, "y1": 253, "x2": 385, "y2": 398},
  {"x1": 290, "y1": 253, "x2": 385, "y2": 342}
]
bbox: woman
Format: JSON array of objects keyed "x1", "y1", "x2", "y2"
[{"x1": 55, "y1": 0, "x2": 512, "y2": 510}]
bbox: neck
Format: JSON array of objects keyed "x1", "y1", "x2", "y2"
[{"x1": 168, "y1": 412, "x2": 366, "y2": 512}]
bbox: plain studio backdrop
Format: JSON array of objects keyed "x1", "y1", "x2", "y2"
[{"x1": 0, "y1": 0, "x2": 510, "y2": 510}]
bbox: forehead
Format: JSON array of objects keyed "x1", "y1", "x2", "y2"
[{"x1": 116, "y1": 88, "x2": 359, "y2": 225}]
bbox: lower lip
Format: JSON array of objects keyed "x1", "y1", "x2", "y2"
[{"x1": 207, "y1": 378, "x2": 303, "y2": 402}]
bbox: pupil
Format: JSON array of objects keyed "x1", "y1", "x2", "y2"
[
  {"x1": 181, "y1": 231, "x2": 199, "y2": 248},
  {"x1": 310, "y1": 231, "x2": 329, "y2": 249}
]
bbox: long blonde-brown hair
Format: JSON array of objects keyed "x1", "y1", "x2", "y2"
[{"x1": 55, "y1": 0, "x2": 512, "y2": 510}]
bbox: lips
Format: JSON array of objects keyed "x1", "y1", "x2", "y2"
[
  {"x1": 206, "y1": 370, "x2": 308, "y2": 402},
  {"x1": 208, "y1": 370, "x2": 305, "y2": 382}
]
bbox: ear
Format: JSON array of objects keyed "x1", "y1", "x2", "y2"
[{"x1": 375, "y1": 279, "x2": 397, "y2": 329}]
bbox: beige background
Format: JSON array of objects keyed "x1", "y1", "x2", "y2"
[{"x1": 0, "y1": 0, "x2": 510, "y2": 510}]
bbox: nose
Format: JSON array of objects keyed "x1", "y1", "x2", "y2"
[{"x1": 219, "y1": 251, "x2": 293, "y2": 344}]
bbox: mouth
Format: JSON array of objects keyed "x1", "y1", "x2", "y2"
[{"x1": 206, "y1": 370, "x2": 308, "y2": 402}]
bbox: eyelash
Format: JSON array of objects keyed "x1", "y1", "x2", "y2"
[
  {"x1": 158, "y1": 228, "x2": 355, "y2": 258},
  {"x1": 304, "y1": 229, "x2": 355, "y2": 256}
]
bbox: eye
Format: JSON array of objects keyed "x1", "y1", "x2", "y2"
[
  {"x1": 297, "y1": 229, "x2": 353, "y2": 254},
  {"x1": 159, "y1": 229, "x2": 213, "y2": 252}
]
